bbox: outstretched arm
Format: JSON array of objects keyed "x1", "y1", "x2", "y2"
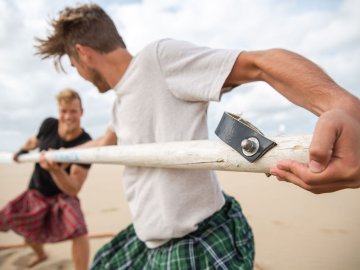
[
  {"x1": 224, "y1": 49, "x2": 360, "y2": 193},
  {"x1": 77, "y1": 128, "x2": 117, "y2": 148},
  {"x1": 13, "y1": 136, "x2": 39, "y2": 162},
  {"x1": 224, "y1": 49, "x2": 359, "y2": 117}
]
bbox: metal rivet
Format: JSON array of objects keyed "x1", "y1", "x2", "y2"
[{"x1": 241, "y1": 137, "x2": 259, "y2": 156}]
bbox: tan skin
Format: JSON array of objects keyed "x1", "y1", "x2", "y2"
[
  {"x1": 15, "y1": 99, "x2": 90, "y2": 270},
  {"x1": 69, "y1": 44, "x2": 360, "y2": 194},
  {"x1": 224, "y1": 50, "x2": 360, "y2": 193}
]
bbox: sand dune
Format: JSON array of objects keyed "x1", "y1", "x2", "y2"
[{"x1": 1, "y1": 163, "x2": 359, "y2": 269}]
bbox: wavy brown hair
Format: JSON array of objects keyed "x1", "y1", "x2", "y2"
[{"x1": 36, "y1": 3, "x2": 126, "y2": 71}]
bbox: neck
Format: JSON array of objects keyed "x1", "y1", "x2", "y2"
[
  {"x1": 96, "y1": 48, "x2": 133, "y2": 88},
  {"x1": 58, "y1": 125, "x2": 82, "y2": 141}
]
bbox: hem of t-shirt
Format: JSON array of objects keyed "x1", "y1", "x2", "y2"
[
  {"x1": 143, "y1": 192, "x2": 226, "y2": 249},
  {"x1": 207, "y1": 50, "x2": 242, "y2": 102},
  {"x1": 145, "y1": 239, "x2": 171, "y2": 249}
]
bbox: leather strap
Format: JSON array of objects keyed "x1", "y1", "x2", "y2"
[{"x1": 215, "y1": 112, "x2": 277, "y2": 163}]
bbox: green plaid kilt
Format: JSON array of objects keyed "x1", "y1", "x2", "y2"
[{"x1": 91, "y1": 194, "x2": 254, "y2": 270}]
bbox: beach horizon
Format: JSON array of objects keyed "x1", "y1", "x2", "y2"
[{"x1": 0, "y1": 163, "x2": 359, "y2": 270}]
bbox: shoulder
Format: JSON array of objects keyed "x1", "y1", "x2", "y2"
[
  {"x1": 140, "y1": 39, "x2": 191, "y2": 58},
  {"x1": 38, "y1": 117, "x2": 58, "y2": 136},
  {"x1": 138, "y1": 39, "x2": 204, "y2": 71},
  {"x1": 155, "y1": 39, "x2": 216, "y2": 65},
  {"x1": 41, "y1": 117, "x2": 58, "y2": 127},
  {"x1": 156, "y1": 39, "x2": 204, "y2": 54},
  {"x1": 156, "y1": 38, "x2": 196, "y2": 49}
]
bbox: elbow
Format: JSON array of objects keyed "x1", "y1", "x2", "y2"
[
  {"x1": 67, "y1": 191, "x2": 78, "y2": 197},
  {"x1": 100, "y1": 136, "x2": 117, "y2": 146},
  {"x1": 99, "y1": 138, "x2": 109, "y2": 146},
  {"x1": 66, "y1": 187, "x2": 81, "y2": 197},
  {"x1": 95, "y1": 137, "x2": 112, "y2": 147}
]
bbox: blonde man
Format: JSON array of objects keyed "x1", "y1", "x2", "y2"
[{"x1": 0, "y1": 89, "x2": 91, "y2": 270}]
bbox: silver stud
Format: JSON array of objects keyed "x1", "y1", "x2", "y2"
[{"x1": 241, "y1": 137, "x2": 259, "y2": 156}]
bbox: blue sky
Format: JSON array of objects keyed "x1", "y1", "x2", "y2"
[{"x1": 0, "y1": 0, "x2": 359, "y2": 151}]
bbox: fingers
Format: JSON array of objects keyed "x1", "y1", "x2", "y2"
[
  {"x1": 59, "y1": 162, "x2": 70, "y2": 170},
  {"x1": 272, "y1": 109, "x2": 360, "y2": 194},
  {"x1": 13, "y1": 149, "x2": 29, "y2": 162},
  {"x1": 273, "y1": 159, "x2": 341, "y2": 184},
  {"x1": 39, "y1": 151, "x2": 58, "y2": 171},
  {"x1": 13, "y1": 153, "x2": 20, "y2": 162},
  {"x1": 272, "y1": 168, "x2": 354, "y2": 194},
  {"x1": 39, "y1": 151, "x2": 49, "y2": 169},
  {"x1": 271, "y1": 159, "x2": 353, "y2": 193},
  {"x1": 39, "y1": 150, "x2": 69, "y2": 171},
  {"x1": 308, "y1": 115, "x2": 339, "y2": 173},
  {"x1": 276, "y1": 176, "x2": 353, "y2": 194}
]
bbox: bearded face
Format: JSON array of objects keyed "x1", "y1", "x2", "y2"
[
  {"x1": 87, "y1": 66, "x2": 112, "y2": 93},
  {"x1": 70, "y1": 55, "x2": 111, "y2": 93}
]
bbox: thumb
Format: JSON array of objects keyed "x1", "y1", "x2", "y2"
[{"x1": 309, "y1": 114, "x2": 338, "y2": 173}]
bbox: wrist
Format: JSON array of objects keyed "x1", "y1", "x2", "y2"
[
  {"x1": 316, "y1": 83, "x2": 359, "y2": 118},
  {"x1": 16, "y1": 148, "x2": 29, "y2": 155},
  {"x1": 13, "y1": 148, "x2": 29, "y2": 162},
  {"x1": 332, "y1": 94, "x2": 360, "y2": 121}
]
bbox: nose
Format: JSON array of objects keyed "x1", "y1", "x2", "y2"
[{"x1": 63, "y1": 112, "x2": 72, "y2": 120}]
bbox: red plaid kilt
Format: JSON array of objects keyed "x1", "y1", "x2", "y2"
[{"x1": 0, "y1": 189, "x2": 87, "y2": 243}]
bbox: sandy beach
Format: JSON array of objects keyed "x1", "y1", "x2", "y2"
[{"x1": 0, "y1": 163, "x2": 359, "y2": 270}]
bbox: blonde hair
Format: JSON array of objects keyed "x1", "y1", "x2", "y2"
[{"x1": 56, "y1": 88, "x2": 83, "y2": 108}]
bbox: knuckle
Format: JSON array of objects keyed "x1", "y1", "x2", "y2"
[
  {"x1": 309, "y1": 145, "x2": 321, "y2": 156},
  {"x1": 318, "y1": 116, "x2": 337, "y2": 130},
  {"x1": 309, "y1": 145, "x2": 326, "y2": 160},
  {"x1": 301, "y1": 175, "x2": 313, "y2": 185}
]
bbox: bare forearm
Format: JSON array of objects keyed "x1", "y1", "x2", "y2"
[
  {"x1": 246, "y1": 49, "x2": 360, "y2": 117},
  {"x1": 21, "y1": 136, "x2": 39, "y2": 151},
  {"x1": 14, "y1": 136, "x2": 39, "y2": 161},
  {"x1": 49, "y1": 169, "x2": 81, "y2": 196},
  {"x1": 227, "y1": 49, "x2": 360, "y2": 193},
  {"x1": 78, "y1": 128, "x2": 117, "y2": 148}
]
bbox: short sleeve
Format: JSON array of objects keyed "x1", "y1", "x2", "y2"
[
  {"x1": 36, "y1": 118, "x2": 57, "y2": 139},
  {"x1": 156, "y1": 39, "x2": 241, "y2": 102}
]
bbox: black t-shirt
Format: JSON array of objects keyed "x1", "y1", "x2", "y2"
[{"x1": 28, "y1": 118, "x2": 92, "y2": 197}]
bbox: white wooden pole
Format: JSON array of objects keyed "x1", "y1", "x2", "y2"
[
  {"x1": 0, "y1": 135, "x2": 311, "y2": 173},
  {"x1": 0, "y1": 153, "x2": 15, "y2": 163}
]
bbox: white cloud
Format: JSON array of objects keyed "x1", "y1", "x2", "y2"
[{"x1": 0, "y1": 0, "x2": 359, "y2": 151}]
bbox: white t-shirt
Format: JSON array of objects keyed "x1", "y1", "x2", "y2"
[{"x1": 111, "y1": 39, "x2": 240, "y2": 248}]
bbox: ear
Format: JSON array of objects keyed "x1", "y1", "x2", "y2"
[{"x1": 75, "y1": 44, "x2": 92, "y2": 63}]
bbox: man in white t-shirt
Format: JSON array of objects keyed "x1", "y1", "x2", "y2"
[{"x1": 36, "y1": 3, "x2": 360, "y2": 270}]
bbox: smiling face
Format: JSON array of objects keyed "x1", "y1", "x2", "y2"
[{"x1": 58, "y1": 98, "x2": 83, "y2": 135}]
